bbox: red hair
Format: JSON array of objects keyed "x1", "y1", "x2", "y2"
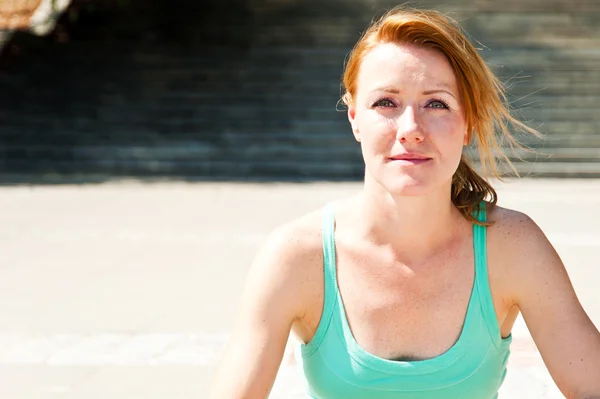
[{"x1": 342, "y1": 7, "x2": 540, "y2": 224}]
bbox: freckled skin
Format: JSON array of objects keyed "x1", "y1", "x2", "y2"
[
  {"x1": 348, "y1": 43, "x2": 469, "y2": 197},
  {"x1": 210, "y1": 38, "x2": 600, "y2": 399}
]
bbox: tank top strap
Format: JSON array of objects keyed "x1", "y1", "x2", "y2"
[
  {"x1": 322, "y1": 201, "x2": 338, "y2": 284},
  {"x1": 301, "y1": 202, "x2": 339, "y2": 356},
  {"x1": 473, "y1": 201, "x2": 508, "y2": 350},
  {"x1": 321, "y1": 201, "x2": 339, "y2": 311}
]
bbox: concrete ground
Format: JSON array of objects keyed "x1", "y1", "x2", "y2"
[{"x1": 0, "y1": 178, "x2": 599, "y2": 398}]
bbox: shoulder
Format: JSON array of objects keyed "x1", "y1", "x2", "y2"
[
  {"x1": 486, "y1": 204, "x2": 562, "y2": 302},
  {"x1": 487, "y1": 204, "x2": 538, "y2": 237},
  {"x1": 244, "y1": 206, "x2": 325, "y2": 317},
  {"x1": 484, "y1": 209, "x2": 600, "y2": 398},
  {"x1": 259, "y1": 206, "x2": 324, "y2": 268},
  {"x1": 486, "y1": 204, "x2": 551, "y2": 256}
]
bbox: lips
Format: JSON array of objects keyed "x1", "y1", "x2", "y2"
[{"x1": 389, "y1": 153, "x2": 432, "y2": 161}]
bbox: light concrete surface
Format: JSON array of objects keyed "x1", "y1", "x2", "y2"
[{"x1": 0, "y1": 179, "x2": 599, "y2": 398}]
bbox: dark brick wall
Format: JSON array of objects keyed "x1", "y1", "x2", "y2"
[{"x1": 1, "y1": 0, "x2": 599, "y2": 182}]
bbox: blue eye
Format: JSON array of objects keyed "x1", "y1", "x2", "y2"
[
  {"x1": 372, "y1": 98, "x2": 395, "y2": 108},
  {"x1": 427, "y1": 99, "x2": 450, "y2": 109}
]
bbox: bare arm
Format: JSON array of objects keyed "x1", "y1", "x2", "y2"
[
  {"x1": 209, "y1": 225, "x2": 316, "y2": 399},
  {"x1": 501, "y1": 212, "x2": 600, "y2": 399}
]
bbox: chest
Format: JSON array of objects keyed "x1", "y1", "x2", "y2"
[
  {"x1": 296, "y1": 224, "x2": 514, "y2": 361},
  {"x1": 334, "y1": 237, "x2": 476, "y2": 361}
]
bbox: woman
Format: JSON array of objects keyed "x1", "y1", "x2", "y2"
[{"x1": 210, "y1": 7, "x2": 600, "y2": 399}]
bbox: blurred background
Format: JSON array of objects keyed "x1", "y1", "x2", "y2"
[
  {"x1": 1, "y1": 0, "x2": 600, "y2": 181},
  {"x1": 0, "y1": 1, "x2": 599, "y2": 398}
]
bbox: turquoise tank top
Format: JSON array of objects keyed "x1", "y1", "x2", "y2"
[{"x1": 294, "y1": 202, "x2": 512, "y2": 399}]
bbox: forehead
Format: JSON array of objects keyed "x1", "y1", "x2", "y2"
[{"x1": 357, "y1": 42, "x2": 458, "y2": 92}]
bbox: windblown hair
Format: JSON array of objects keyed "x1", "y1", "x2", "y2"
[{"x1": 342, "y1": 7, "x2": 540, "y2": 225}]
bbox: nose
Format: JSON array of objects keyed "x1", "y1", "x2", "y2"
[{"x1": 396, "y1": 106, "x2": 424, "y2": 143}]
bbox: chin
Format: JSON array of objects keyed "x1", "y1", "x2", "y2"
[
  {"x1": 366, "y1": 165, "x2": 451, "y2": 197},
  {"x1": 386, "y1": 181, "x2": 432, "y2": 197},
  {"x1": 379, "y1": 173, "x2": 435, "y2": 197}
]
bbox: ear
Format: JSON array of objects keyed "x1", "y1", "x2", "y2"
[
  {"x1": 462, "y1": 127, "x2": 470, "y2": 146},
  {"x1": 348, "y1": 106, "x2": 361, "y2": 142}
]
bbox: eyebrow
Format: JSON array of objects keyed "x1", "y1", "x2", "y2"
[
  {"x1": 423, "y1": 89, "x2": 457, "y2": 99},
  {"x1": 372, "y1": 86, "x2": 457, "y2": 99}
]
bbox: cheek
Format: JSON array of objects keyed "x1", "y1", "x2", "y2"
[
  {"x1": 358, "y1": 110, "x2": 392, "y2": 130},
  {"x1": 425, "y1": 116, "x2": 467, "y2": 149},
  {"x1": 357, "y1": 112, "x2": 396, "y2": 148}
]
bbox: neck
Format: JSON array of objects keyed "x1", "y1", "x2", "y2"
[{"x1": 355, "y1": 176, "x2": 464, "y2": 263}]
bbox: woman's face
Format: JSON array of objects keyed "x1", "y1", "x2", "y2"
[{"x1": 348, "y1": 42, "x2": 468, "y2": 196}]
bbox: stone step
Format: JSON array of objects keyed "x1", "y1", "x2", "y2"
[
  {"x1": 144, "y1": 10, "x2": 600, "y2": 47},
  {"x1": 3, "y1": 142, "x2": 598, "y2": 165},
  {"x1": 13, "y1": 78, "x2": 600, "y2": 104},
  {"x1": 1, "y1": 158, "x2": 365, "y2": 180},
  {"x1": 483, "y1": 56, "x2": 600, "y2": 73},
  {"x1": 489, "y1": 148, "x2": 600, "y2": 162},
  {"x1": 2, "y1": 121, "x2": 597, "y2": 151},
  {"x1": 2, "y1": 112, "x2": 598, "y2": 145},
  {"x1": 96, "y1": 76, "x2": 596, "y2": 97},
  {"x1": 248, "y1": 0, "x2": 472, "y2": 12},
  {"x1": 524, "y1": 134, "x2": 600, "y2": 148},
  {"x1": 180, "y1": 25, "x2": 600, "y2": 48},
  {"x1": 466, "y1": 13, "x2": 600, "y2": 42},
  {"x1": 5, "y1": 156, "x2": 600, "y2": 180},
  {"x1": 6, "y1": 91, "x2": 600, "y2": 124},
  {"x1": 528, "y1": 122, "x2": 600, "y2": 136},
  {"x1": 117, "y1": 53, "x2": 600, "y2": 75},
  {"x1": 0, "y1": 143, "x2": 361, "y2": 163},
  {"x1": 144, "y1": 93, "x2": 600, "y2": 113},
  {"x1": 9, "y1": 55, "x2": 596, "y2": 96},
  {"x1": 106, "y1": 45, "x2": 600, "y2": 70},
  {"x1": 474, "y1": 0, "x2": 600, "y2": 12},
  {"x1": 45, "y1": 42, "x2": 594, "y2": 72},
  {"x1": 503, "y1": 162, "x2": 600, "y2": 178}
]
